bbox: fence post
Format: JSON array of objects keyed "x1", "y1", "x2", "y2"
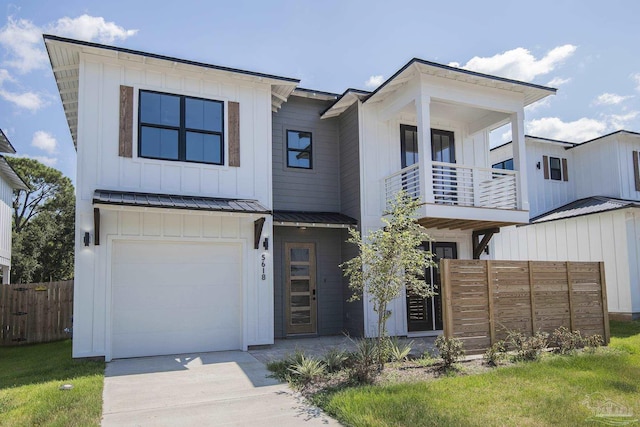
[
  {"x1": 486, "y1": 260, "x2": 495, "y2": 345},
  {"x1": 528, "y1": 261, "x2": 537, "y2": 334},
  {"x1": 599, "y1": 262, "x2": 610, "y2": 344},
  {"x1": 441, "y1": 258, "x2": 453, "y2": 338}
]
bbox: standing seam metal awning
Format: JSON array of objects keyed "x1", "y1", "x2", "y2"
[{"x1": 93, "y1": 189, "x2": 271, "y2": 214}]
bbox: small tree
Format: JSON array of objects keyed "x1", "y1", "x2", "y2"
[{"x1": 341, "y1": 191, "x2": 436, "y2": 361}]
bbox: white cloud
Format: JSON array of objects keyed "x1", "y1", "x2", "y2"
[
  {"x1": 608, "y1": 111, "x2": 639, "y2": 129},
  {"x1": 31, "y1": 130, "x2": 57, "y2": 154},
  {"x1": 0, "y1": 68, "x2": 14, "y2": 85},
  {"x1": 547, "y1": 77, "x2": 571, "y2": 87},
  {"x1": 0, "y1": 17, "x2": 47, "y2": 73},
  {"x1": 0, "y1": 15, "x2": 137, "y2": 73},
  {"x1": 592, "y1": 93, "x2": 633, "y2": 106},
  {"x1": 51, "y1": 15, "x2": 138, "y2": 43},
  {"x1": 0, "y1": 87, "x2": 46, "y2": 111},
  {"x1": 364, "y1": 75, "x2": 384, "y2": 88},
  {"x1": 449, "y1": 44, "x2": 577, "y2": 82},
  {"x1": 525, "y1": 117, "x2": 608, "y2": 142},
  {"x1": 631, "y1": 73, "x2": 640, "y2": 91},
  {"x1": 15, "y1": 153, "x2": 58, "y2": 166}
]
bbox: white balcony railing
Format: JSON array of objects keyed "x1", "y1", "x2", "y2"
[{"x1": 384, "y1": 161, "x2": 518, "y2": 210}]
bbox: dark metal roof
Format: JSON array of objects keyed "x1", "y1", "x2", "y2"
[
  {"x1": 530, "y1": 197, "x2": 640, "y2": 224},
  {"x1": 93, "y1": 189, "x2": 270, "y2": 214},
  {"x1": 490, "y1": 135, "x2": 576, "y2": 152},
  {"x1": 274, "y1": 211, "x2": 357, "y2": 225},
  {"x1": 43, "y1": 34, "x2": 300, "y2": 84},
  {"x1": 567, "y1": 130, "x2": 640, "y2": 150}
]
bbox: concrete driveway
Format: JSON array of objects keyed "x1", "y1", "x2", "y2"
[{"x1": 102, "y1": 351, "x2": 339, "y2": 426}]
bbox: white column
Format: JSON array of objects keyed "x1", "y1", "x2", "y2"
[
  {"x1": 416, "y1": 93, "x2": 433, "y2": 204},
  {"x1": 2, "y1": 266, "x2": 10, "y2": 284},
  {"x1": 511, "y1": 110, "x2": 529, "y2": 211}
]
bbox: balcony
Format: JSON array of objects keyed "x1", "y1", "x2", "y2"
[{"x1": 383, "y1": 162, "x2": 528, "y2": 230}]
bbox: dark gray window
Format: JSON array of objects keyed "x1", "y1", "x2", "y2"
[
  {"x1": 139, "y1": 90, "x2": 224, "y2": 165},
  {"x1": 549, "y1": 156, "x2": 562, "y2": 180},
  {"x1": 287, "y1": 130, "x2": 312, "y2": 169},
  {"x1": 492, "y1": 158, "x2": 514, "y2": 170}
]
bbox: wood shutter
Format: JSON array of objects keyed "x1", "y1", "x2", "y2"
[
  {"x1": 228, "y1": 101, "x2": 240, "y2": 167},
  {"x1": 543, "y1": 155, "x2": 549, "y2": 179},
  {"x1": 562, "y1": 158, "x2": 568, "y2": 181},
  {"x1": 119, "y1": 85, "x2": 133, "y2": 158},
  {"x1": 634, "y1": 150, "x2": 640, "y2": 191}
]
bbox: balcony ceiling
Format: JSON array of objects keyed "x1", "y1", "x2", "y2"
[
  {"x1": 398, "y1": 99, "x2": 510, "y2": 126},
  {"x1": 418, "y1": 217, "x2": 521, "y2": 231}
]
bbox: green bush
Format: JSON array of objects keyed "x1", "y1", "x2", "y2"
[
  {"x1": 323, "y1": 348, "x2": 350, "y2": 373},
  {"x1": 434, "y1": 335, "x2": 465, "y2": 368},
  {"x1": 387, "y1": 338, "x2": 413, "y2": 363},
  {"x1": 506, "y1": 330, "x2": 548, "y2": 362},
  {"x1": 266, "y1": 349, "x2": 310, "y2": 382},
  {"x1": 347, "y1": 338, "x2": 380, "y2": 384},
  {"x1": 483, "y1": 340, "x2": 507, "y2": 366},
  {"x1": 288, "y1": 355, "x2": 326, "y2": 384},
  {"x1": 583, "y1": 334, "x2": 604, "y2": 353},
  {"x1": 551, "y1": 327, "x2": 584, "y2": 354}
]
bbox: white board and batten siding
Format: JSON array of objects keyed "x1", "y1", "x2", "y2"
[
  {"x1": 73, "y1": 50, "x2": 275, "y2": 359},
  {"x1": 358, "y1": 74, "x2": 527, "y2": 338},
  {"x1": 572, "y1": 133, "x2": 640, "y2": 201},
  {"x1": 0, "y1": 178, "x2": 14, "y2": 268},
  {"x1": 493, "y1": 208, "x2": 640, "y2": 317}
]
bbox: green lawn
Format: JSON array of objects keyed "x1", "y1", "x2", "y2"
[
  {"x1": 0, "y1": 340, "x2": 104, "y2": 426},
  {"x1": 321, "y1": 321, "x2": 640, "y2": 427}
]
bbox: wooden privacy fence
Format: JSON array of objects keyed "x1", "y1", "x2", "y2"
[
  {"x1": 441, "y1": 260, "x2": 609, "y2": 354},
  {"x1": 0, "y1": 280, "x2": 73, "y2": 346}
]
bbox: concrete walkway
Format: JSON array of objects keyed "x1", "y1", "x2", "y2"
[{"x1": 102, "y1": 351, "x2": 339, "y2": 426}]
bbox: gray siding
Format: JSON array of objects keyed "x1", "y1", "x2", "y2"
[
  {"x1": 339, "y1": 103, "x2": 364, "y2": 336},
  {"x1": 272, "y1": 96, "x2": 340, "y2": 211},
  {"x1": 274, "y1": 227, "x2": 344, "y2": 338},
  {"x1": 339, "y1": 102, "x2": 361, "y2": 221}
]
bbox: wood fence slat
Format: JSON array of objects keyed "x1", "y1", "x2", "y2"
[
  {"x1": 442, "y1": 260, "x2": 608, "y2": 354},
  {"x1": 0, "y1": 280, "x2": 73, "y2": 346}
]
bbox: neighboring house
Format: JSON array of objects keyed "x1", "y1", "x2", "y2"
[
  {"x1": 491, "y1": 131, "x2": 640, "y2": 320},
  {"x1": 44, "y1": 34, "x2": 555, "y2": 360},
  {"x1": 0, "y1": 130, "x2": 29, "y2": 284}
]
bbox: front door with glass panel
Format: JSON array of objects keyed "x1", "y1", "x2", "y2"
[
  {"x1": 406, "y1": 242, "x2": 457, "y2": 332},
  {"x1": 285, "y1": 243, "x2": 317, "y2": 335}
]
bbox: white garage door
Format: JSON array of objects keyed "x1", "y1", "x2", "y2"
[{"x1": 111, "y1": 241, "x2": 242, "y2": 359}]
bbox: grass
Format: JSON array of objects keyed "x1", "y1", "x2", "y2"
[
  {"x1": 0, "y1": 340, "x2": 104, "y2": 426},
  {"x1": 318, "y1": 321, "x2": 640, "y2": 426}
]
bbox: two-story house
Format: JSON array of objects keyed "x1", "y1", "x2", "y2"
[
  {"x1": 0, "y1": 130, "x2": 29, "y2": 284},
  {"x1": 45, "y1": 35, "x2": 556, "y2": 360},
  {"x1": 490, "y1": 131, "x2": 640, "y2": 320}
]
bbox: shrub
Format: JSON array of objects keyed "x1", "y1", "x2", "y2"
[
  {"x1": 266, "y1": 349, "x2": 311, "y2": 383},
  {"x1": 323, "y1": 347, "x2": 349, "y2": 373},
  {"x1": 506, "y1": 330, "x2": 548, "y2": 362},
  {"x1": 483, "y1": 340, "x2": 507, "y2": 366},
  {"x1": 387, "y1": 338, "x2": 413, "y2": 363},
  {"x1": 288, "y1": 355, "x2": 326, "y2": 384},
  {"x1": 583, "y1": 334, "x2": 604, "y2": 353},
  {"x1": 347, "y1": 338, "x2": 380, "y2": 384},
  {"x1": 415, "y1": 351, "x2": 436, "y2": 367},
  {"x1": 551, "y1": 327, "x2": 584, "y2": 354},
  {"x1": 435, "y1": 335, "x2": 465, "y2": 368}
]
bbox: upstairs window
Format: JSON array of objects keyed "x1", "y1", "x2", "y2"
[
  {"x1": 139, "y1": 90, "x2": 224, "y2": 165},
  {"x1": 287, "y1": 130, "x2": 312, "y2": 169},
  {"x1": 492, "y1": 158, "x2": 514, "y2": 170},
  {"x1": 549, "y1": 157, "x2": 562, "y2": 180},
  {"x1": 543, "y1": 155, "x2": 568, "y2": 181}
]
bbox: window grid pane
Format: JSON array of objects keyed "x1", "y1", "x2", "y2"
[
  {"x1": 139, "y1": 90, "x2": 224, "y2": 165},
  {"x1": 286, "y1": 130, "x2": 312, "y2": 169}
]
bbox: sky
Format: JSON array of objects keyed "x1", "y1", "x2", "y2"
[{"x1": 1, "y1": 0, "x2": 640, "y2": 181}]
